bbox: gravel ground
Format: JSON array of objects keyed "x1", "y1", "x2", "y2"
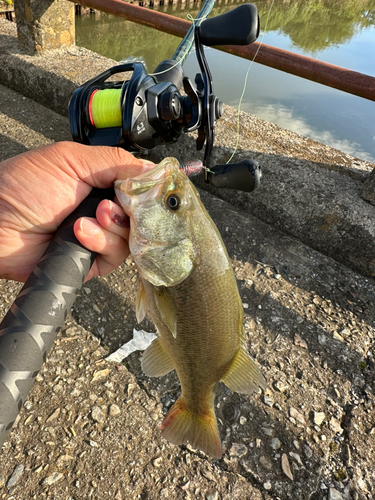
[{"x1": 1, "y1": 85, "x2": 374, "y2": 500}]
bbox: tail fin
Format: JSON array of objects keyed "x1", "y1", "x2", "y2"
[{"x1": 161, "y1": 397, "x2": 222, "y2": 458}]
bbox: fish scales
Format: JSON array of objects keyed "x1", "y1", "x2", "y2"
[{"x1": 115, "y1": 157, "x2": 266, "y2": 458}]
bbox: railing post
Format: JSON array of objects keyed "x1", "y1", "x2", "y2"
[{"x1": 13, "y1": 0, "x2": 75, "y2": 54}]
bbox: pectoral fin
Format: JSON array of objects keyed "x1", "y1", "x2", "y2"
[
  {"x1": 136, "y1": 281, "x2": 148, "y2": 323},
  {"x1": 141, "y1": 337, "x2": 175, "y2": 377},
  {"x1": 221, "y1": 347, "x2": 266, "y2": 394},
  {"x1": 154, "y1": 286, "x2": 177, "y2": 338}
]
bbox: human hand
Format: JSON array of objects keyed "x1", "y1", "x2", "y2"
[{"x1": 0, "y1": 142, "x2": 152, "y2": 282}]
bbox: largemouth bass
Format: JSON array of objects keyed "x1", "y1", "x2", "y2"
[{"x1": 114, "y1": 157, "x2": 266, "y2": 458}]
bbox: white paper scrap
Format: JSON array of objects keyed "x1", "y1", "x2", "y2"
[{"x1": 105, "y1": 328, "x2": 157, "y2": 363}]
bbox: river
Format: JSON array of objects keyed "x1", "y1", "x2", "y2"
[{"x1": 76, "y1": 0, "x2": 375, "y2": 162}]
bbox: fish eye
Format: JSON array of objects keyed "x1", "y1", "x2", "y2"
[{"x1": 166, "y1": 193, "x2": 180, "y2": 211}]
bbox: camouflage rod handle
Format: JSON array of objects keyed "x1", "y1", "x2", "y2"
[{"x1": 0, "y1": 188, "x2": 112, "y2": 449}]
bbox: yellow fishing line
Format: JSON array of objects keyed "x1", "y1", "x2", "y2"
[
  {"x1": 227, "y1": 0, "x2": 275, "y2": 164},
  {"x1": 90, "y1": 89, "x2": 122, "y2": 128}
]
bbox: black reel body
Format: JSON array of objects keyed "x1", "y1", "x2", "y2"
[{"x1": 69, "y1": 62, "x2": 184, "y2": 151}]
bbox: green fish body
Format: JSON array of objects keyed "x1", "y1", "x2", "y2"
[{"x1": 115, "y1": 158, "x2": 265, "y2": 458}]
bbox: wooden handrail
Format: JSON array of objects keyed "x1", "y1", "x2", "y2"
[{"x1": 70, "y1": 0, "x2": 375, "y2": 102}]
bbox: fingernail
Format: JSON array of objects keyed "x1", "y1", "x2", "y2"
[
  {"x1": 79, "y1": 218, "x2": 100, "y2": 235},
  {"x1": 111, "y1": 208, "x2": 130, "y2": 228}
]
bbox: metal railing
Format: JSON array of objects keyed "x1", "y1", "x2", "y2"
[{"x1": 12, "y1": 0, "x2": 375, "y2": 102}]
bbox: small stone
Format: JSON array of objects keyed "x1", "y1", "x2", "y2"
[
  {"x1": 201, "y1": 469, "x2": 216, "y2": 481},
  {"x1": 294, "y1": 333, "x2": 308, "y2": 349},
  {"x1": 24, "y1": 415, "x2": 34, "y2": 425},
  {"x1": 46, "y1": 408, "x2": 60, "y2": 423},
  {"x1": 313, "y1": 412, "x2": 326, "y2": 426},
  {"x1": 263, "y1": 389, "x2": 274, "y2": 407},
  {"x1": 262, "y1": 427, "x2": 274, "y2": 436},
  {"x1": 281, "y1": 453, "x2": 293, "y2": 480},
  {"x1": 333, "y1": 332, "x2": 345, "y2": 342},
  {"x1": 303, "y1": 444, "x2": 313, "y2": 459},
  {"x1": 6, "y1": 464, "x2": 24, "y2": 488},
  {"x1": 239, "y1": 416, "x2": 247, "y2": 425},
  {"x1": 150, "y1": 412, "x2": 159, "y2": 421},
  {"x1": 289, "y1": 407, "x2": 305, "y2": 424},
  {"x1": 340, "y1": 328, "x2": 351, "y2": 336},
  {"x1": 289, "y1": 452, "x2": 303, "y2": 466},
  {"x1": 89, "y1": 440, "x2": 99, "y2": 447},
  {"x1": 263, "y1": 481, "x2": 272, "y2": 490},
  {"x1": 274, "y1": 380, "x2": 288, "y2": 392},
  {"x1": 229, "y1": 443, "x2": 248, "y2": 457},
  {"x1": 91, "y1": 406, "x2": 105, "y2": 423},
  {"x1": 343, "y1": 443, "x2": 351, "y2": 466},
  {"x1": 108, "y1": 404, "x2": 121, "y2": 417},
  {"x1": 180, "y1": 481, "x2": 190, "y2": 491},
  {"x1": 152, "y1": 457, "x2": 163, "y2": 467},
  {"x1": 259, "y1": 456, "x2": 273, "y2": 470},
  {"x1": 56, "y1": 455, "x2": 74, "y2": 466},
  {"x1": 92, "y1": 368, "x2": 110, "y2": 382},
  {"x1": 270, "y1": 438, "x2": 281, "y2": 450},
  {"x1": 328, "y1": 487, "x2": 343, "y2": 500},
  {"x1": 329, "y1": 417, "x2": 343, "y2": 434},
  {"x1": 126, "y1": 383, "x2": 136, "y2": 397},
  {"x1": 42, "y1": 472, "x2": 63, "y2": 486},
  {"x1": 206, "y1": 491, "x2": 218, "y2": 500}
]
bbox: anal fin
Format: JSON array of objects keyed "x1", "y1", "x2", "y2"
[
  {"x1": 141, "y1": 337, "x2": 174, "y2": 377},
  {"x1": 221, "y1": 347, "x2": 266, "y2": 394}
]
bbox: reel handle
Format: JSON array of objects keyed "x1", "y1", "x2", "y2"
[
  {"x1": 200, "y1": 4, "x2": 260, "y2": 46},
  {"x1": 207, "y1": 159, "x2": 261, "y2": 192},
  {"x1": 0, "y1": 188, "x2": 112, "y2": 448}
]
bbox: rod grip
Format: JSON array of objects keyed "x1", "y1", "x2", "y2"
[{"x1": 0, "y1": 188, "x2": 112, "y2": 448}]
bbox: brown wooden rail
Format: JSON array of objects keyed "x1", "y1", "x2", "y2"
[{"x1": 70, "y1": 0, "x2": 375, "y2": 102}]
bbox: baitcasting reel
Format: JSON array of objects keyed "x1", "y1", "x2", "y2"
[{"x1": 69, "y1": 4, "x2": 262, "y2": 192}]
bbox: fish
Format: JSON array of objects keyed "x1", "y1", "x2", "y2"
[{"x1": 114, "y1": 157, "x2": 266, "y2": 458}]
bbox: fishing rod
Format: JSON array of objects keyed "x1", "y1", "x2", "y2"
[{"x1": 0, "y1": 2, "x2": 261, "y2": 448}]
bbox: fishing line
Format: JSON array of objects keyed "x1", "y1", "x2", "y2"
[{"x1": 226, "y1": 0, "x2": 275, "y2": 164}]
